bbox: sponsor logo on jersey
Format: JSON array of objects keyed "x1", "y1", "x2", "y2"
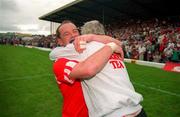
[{"x1": 109, "y1": 54, "x2": 124, "y2": 69}]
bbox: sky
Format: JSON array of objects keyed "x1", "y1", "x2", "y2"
[{"x1": 0, "y1": 0, "x2": 76, "y2": 35}]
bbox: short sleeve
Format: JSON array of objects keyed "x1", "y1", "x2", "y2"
[{"x1": 53, "y1": 58, "x2": 78, "y2": 84}]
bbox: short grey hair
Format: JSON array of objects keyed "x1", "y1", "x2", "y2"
[{"x1": 81, "y1": 20, "x2": 105, "y2": 35}]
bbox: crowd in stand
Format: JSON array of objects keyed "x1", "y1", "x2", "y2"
[
  {"x1": 106, "y1": 17, "x2": 180, "y2": 63},
  {"x1": 1, "y1": 17, "x2": 180, "y2": 63}
]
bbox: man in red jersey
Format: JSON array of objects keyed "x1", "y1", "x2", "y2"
[
  {"x1": 53, "y1": 58, "x2": 88, "y2": 117},
  {"x1": 53, "y1": 20, "x2": 122, "y2": 117}
]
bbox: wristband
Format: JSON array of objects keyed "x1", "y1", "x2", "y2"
[
  {"x1": 80, "y1": 41, "x2": 86, "y2": 49},
  {"x1": 106, "y1": 42, "x2": 118, "y2": 52}
]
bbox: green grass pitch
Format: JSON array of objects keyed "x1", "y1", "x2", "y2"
[{"x1": 0, "y1": 45, "x2": 179, "y2": 117}]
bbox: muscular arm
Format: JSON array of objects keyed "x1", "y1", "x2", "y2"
[
  {"x1": 74, "y1": 34, "x2": 124, "y2": 60},
  {"x1": 74, "y1": 34, "x2": 121, "y2": 50},
  {"x1": 91, "y1": 34, "x2": 124, "y2": 60},
  {"x1": 69, "y1": 42, "x2": 119, "y2": 79}
]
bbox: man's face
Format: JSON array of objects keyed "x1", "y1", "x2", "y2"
[{"x1": 59, "y1": 23, "x2": 80, "y2": 46}]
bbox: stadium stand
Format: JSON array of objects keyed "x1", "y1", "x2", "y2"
[
  {"x1": 38, "y1": 0, "x2": 180, "y2": 64},
  {"x1": 1, "y1": 0, "x2": 179, "y2": 66}
]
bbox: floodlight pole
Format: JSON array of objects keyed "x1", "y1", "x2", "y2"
[
  {"x1": 50, "y1": 22, "x2": 52, "y2": 35},
  {"x1": 102, "y1": 7, "x2": 105, "y2": 25}
]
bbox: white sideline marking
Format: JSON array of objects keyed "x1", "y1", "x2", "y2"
[
  {"x1": 0, "y1": 74, "x2": 53, "y2": 82},
  {"x1": 133, "y1": 82, "x2": 180, "y2": 97}
]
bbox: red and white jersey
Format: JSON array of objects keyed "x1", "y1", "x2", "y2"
[
  {"x1": 50, "y1": 42, "x2": 143, "y2": 117},
  {"x1": 53, "y1": 58, "x2": 88, "y2": 117}
]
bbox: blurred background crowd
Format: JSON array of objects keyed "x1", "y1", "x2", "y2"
[{"x1": 1, "y1": 17, "x2": 180, "y2": 63}]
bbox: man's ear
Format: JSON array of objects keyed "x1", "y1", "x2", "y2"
[{"x1": 57, "y1": 38, "x2": 64, "y2": 46}]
